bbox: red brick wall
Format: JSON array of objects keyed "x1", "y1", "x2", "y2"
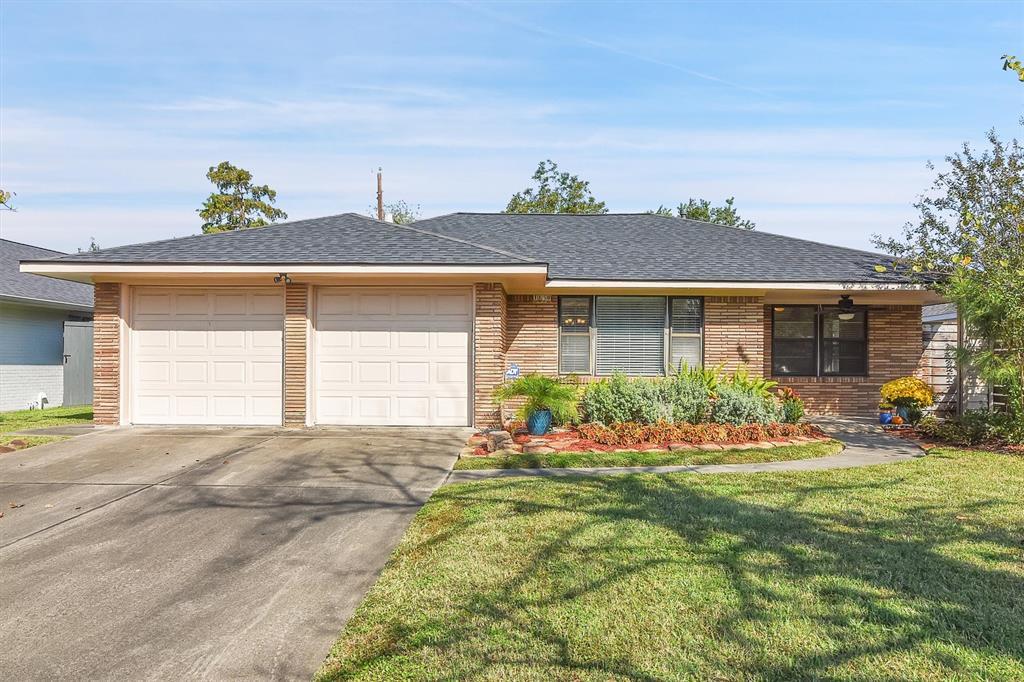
[
  {"x1": 764, "y1": 305, "x2": 924, "y2": 416},
  {"x1": 93, "y1": 283, "x2": 121, "y2": 426},
  {"x1": 283, "y1": 283, "x2": 309, "y2": 426},
  {"x1": 473, "y1": 283, "x2": 507, "y2": 428},
  {"x1": 704, "y1": 296, "x2": 765, "y2": 375}
]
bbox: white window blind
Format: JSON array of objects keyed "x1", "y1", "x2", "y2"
[
  {"x1": 595, "y1": 296, "x2": 666, "y2": 375},
  {"x1": 670, "y1": 297, "x2": 703, "y2": 371}
]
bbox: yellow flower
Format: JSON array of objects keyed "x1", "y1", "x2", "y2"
[{"x1": 880, "y1": 377, "x2": 934, "y2": 407}]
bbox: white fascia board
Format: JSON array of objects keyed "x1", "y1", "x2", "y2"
[
  {"x1": 21, "y1": 263, "x2": 548, "y2": 276},
  {"x1": 545, "y1": 279, "x2": 932, "y2": 291}
]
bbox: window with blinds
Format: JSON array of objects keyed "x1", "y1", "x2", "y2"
[
  {"x1": 558, "y1": 297, "x2": 592, "y2": 374},
  {"x1": 595, "y1": 296, "x2": 666, "y2": 376},
  {"x1": 669, "y1": 297, "x2": 703, "y2": 372}
]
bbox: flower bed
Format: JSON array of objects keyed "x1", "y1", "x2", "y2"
[{"x1": 465, "y1": 421, "x2": 828, "y2": 457}]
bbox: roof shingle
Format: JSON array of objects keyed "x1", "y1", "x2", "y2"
[{"x1": 1, "y1": 239, "x2": 94, "y2": 308}]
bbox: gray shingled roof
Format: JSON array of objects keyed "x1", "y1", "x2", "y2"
[
  {"x1": 24, "y1": 211, "x2": 913, "y2": 284},
  {"x1": 411, "y1": 213, "x2": 909, "y2": 283},
  {"x1": 1, "y1": 239, "x2": 93, "y2": 308},
  {"x1": 27, "y1": 213, "x2": 537, "y2": 266}
]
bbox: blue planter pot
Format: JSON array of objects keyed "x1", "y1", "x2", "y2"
[
  {"x1": 879, "y1": 412, "x2": 893, "y2": 425},
  {"x1": 896, "y1": 406, "x2": 910, "y2": 422},
  {"x1": 527, "y1": 409, "x2": 552, "y2": 436}
]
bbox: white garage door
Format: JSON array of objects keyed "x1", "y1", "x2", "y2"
[
  {"x1": 131, "y1": 288, "x2": 283, "y2": 425},
  {"x1": 315, "y1": 287, "x2": 471, "y2": 426}
]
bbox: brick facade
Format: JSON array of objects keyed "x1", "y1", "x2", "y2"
[
  {"x1": 505, "y1": 295, "x2": 559, "y2": 375},
  {"x1": 283, "y1": 283, "x2": 309, "y2": 426},
  {"x1": 93, "y1": 282, "x2": 121, "y2": 425},
  {"x1": 473, "y1": 283, "x2": 507, "y2": 428},
  {"x1": 765, "y1": 305, "x2": 924, "y2": 416},
  {"x1": 704, "y1": 296, "x2": 765, "y2": 375}
]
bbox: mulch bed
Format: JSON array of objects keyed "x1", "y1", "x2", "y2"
[
  {"x1": 465, "y1": 424, "x2": 830, "y2": 457},
  {"x1": 888, "y1": 426, "x2": 1024, "y2": 456}
]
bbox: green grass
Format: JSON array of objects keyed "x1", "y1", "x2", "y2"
[
  {"x1": 0, "y1": 405, "x2": 93, "y2": 433},
  {"x1": 317, "y1": 448, "x2": 1024, "y2": 681},
  {"x1": 454, "y1": 439, "x2": 843, "y2": 470},
  {"x1": 0, "y1": 406, "x2": 93, "y2": 451}
]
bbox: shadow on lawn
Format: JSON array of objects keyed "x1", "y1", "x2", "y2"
[{"x1": 324, "y1": 458, "x2": 1024, "y2": 680}]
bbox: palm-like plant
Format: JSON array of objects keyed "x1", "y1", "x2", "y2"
[{"x1": 494, "y1": 374, "x2": 579, "y2": 424}]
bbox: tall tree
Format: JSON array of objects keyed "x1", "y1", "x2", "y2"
[
  {"x1": 873, "y1": 128, "x2": 1024, "y2": 418},
  {"x1": 649, "y1": 197, "x2": 756, "y2": 229},
  {"x1": 197, "y1": 162, "x2": 287, "y2": 233},
  {"x1": 78, "y1": 237, "x2": 100, "y2": 253},
  {"x1": 368, "y1": 200, "x2": 421, "y2": 225},
  {"x1": 505, "y1": 160, "x2": 607, "y2": 214}
]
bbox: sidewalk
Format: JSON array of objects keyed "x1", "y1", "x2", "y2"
[{"x1": 444, "y1": 416, "x2": 925, "y2": 484}]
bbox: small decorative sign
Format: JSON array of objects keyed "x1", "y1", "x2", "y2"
[{"x1": 504, "y1": 362, "x2": 521, "y2": 380}]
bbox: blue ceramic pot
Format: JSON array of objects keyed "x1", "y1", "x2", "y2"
[
  {"x1": 879, "y1": 412, "x2": 893, "y2": 425},
  {"x1": 527, "y1": 409, "x2": 553, "y2": 436},
  {"x1": 896, "y1": 406, "x2": 910, "y2": 422}
]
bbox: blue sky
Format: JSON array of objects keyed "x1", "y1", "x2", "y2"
[{"x1": 1, "y1": 1, "x2": 1021, "y2": 253}]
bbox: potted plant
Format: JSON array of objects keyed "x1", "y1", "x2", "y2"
[
  {"x1": 880, "y1": 377, "x2": 934, "y2": 425},
  {"x1": 878, "y1": 402, "x2": 895, "y2": 424},
  {"x1": 494, "y1": 373, "x2": 579, "y2": 436}
]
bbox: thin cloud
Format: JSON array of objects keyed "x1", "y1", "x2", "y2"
[{"x1": 452, "y1": 0, "x2": 773, "y2": 97}]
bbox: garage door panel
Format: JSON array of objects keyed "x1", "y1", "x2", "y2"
[
  {"x1": 132, "y1": 288, "x2": 283, "y2": 425},
  {"x1": 315, "y1": 287, "x2": 471, "y2": 426}
]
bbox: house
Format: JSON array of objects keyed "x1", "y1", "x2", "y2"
[
  {"x1": 2, "y1": 239, "x2": 94, "y2": 412},
  {"x1": 19, "y1": 213, "x2": 943, "y2": 427}
]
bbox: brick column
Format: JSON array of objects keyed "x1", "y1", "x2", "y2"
[
  {"x1": 283, "y1": 283, "x2": 309, "y2": 426},
  {"x1": 704, "y1": 296, "x2": 765, "y2": 375},
  {"x1": 93, "y1": 282, "x2": 121, "y2": 425},
  {"x1": 473, "y1": 283, "x2": 506, "y2": 428}
]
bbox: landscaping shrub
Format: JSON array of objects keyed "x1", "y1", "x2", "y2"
[
  {"x1": 916, "y1": 410, "x2": 1024, "y2": 446},
  {"x1": 725, "y1": 367, "x2": 778, "y2": 399},
  {"x1": 711, "y1": 384, "x2": 782, "y2": 425},
  {"x1": 576, "y1": 420, "x2": 823, "y2": 447},
  {"x1": 494, "y1": 373, "x2": 579, "y2": 424},
  {"x1": 579, "y1": 372, "x2": 711, "y2": 425},
  {"x1": 777, "y1": 386, "x2": 805, "y2": 424}
]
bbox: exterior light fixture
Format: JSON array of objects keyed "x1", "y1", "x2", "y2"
[
  {"x1": 274, "y1": 273, "x2": 292, "y2": 284},
  {"x1": 773, "y1": 306, "x2": 786, "y2": 313},
  {"x1": 837, "y1": 295, "x2": 855, "y2": 321}
]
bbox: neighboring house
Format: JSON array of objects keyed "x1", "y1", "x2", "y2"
[
  {"x1": 921, "y1": 303, "x2": 1002, "y2": 415},
  {"x1": 1, "y1": 239, "x2": 94, "y2": 412},
  {"x1": 20, "y1": 213, "x2": 942, "y2": 428}
]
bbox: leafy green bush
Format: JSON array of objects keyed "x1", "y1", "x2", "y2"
[
  {"x1": 777, "y1": 387, "x2": 805, "y2": 424},
  {"x1": 580, "y1": 372, "x2": 711, "y2": 425},
  {"x1": 917, "y1": 410, "x2": 1024, "y2": 446},
  {"x1": 725, "y1": 367, "x2": 778, "y2": 399},
  {"x1": 494, "y1": 374, "x2": 579, "y2": 424},
  {"x1": 712, "y1": 384, "x2": 782, "y2": 425}
]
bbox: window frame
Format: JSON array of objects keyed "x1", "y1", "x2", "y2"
[
  {"x1": 557, "y1": 295, "x2": 704, "y2": 376},
  {"x1": 771, "y1": 305, "x2": 869, "y2": 378}
]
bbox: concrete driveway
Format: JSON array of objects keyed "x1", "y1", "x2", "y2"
[{"x1": 0, "y1": 426, "x2": 467, "y2": 680}]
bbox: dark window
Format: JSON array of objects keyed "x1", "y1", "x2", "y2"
[
  {"x1": 821, "y1": 309, "x2": 867, "y2": 375},
  {"x1": 772, "y1": 306, "x2": 868, "y2": 377}
]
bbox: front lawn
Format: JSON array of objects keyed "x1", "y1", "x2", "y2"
[
  {"x1": 318, "y1": 448, "x2": 1024, "y2": 681},
  {"x1": 0, "y1": 405, "x2": 93, "y2": 450},
  {"x1": 454, "y1": 439, "x2": 843, "y2": 470}
]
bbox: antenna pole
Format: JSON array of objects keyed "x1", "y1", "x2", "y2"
[{"x1": 376, "y1": 167, "x2": 384, "y2": 221}]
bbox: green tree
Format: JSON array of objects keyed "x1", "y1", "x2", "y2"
[
  {"x1": 197, "y1": 162, "x2": 287, "y2": 233},
  {"x1": 873, "y1": 129, "x2": 1024, "y2": 418},
  {"x1": 0, "y1": 188, "x2": 15, "y2": 210},
  {"x1": 369, "y1": 200, "x2": 421, "y2": 225},
  {"x1": 649, "y1": 197, "x2": 756, "y2": 229},
  {"x1": 1002, "y1": 54, "x2": 1024, "y2": 82},
  {"x1": 505, "y1": 160, "x2": 607, "y2": 214},
  {"x1": 77, "y1": 237, "x2": 100, "y2": 253}
]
